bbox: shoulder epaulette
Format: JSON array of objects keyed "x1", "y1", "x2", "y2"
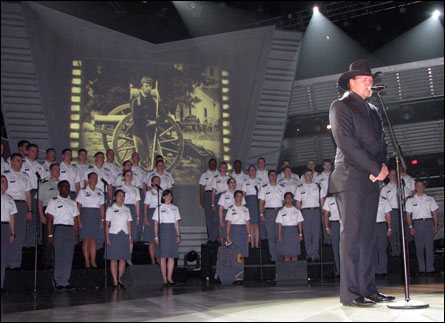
[
  {"x1": 262, "y1": 184, "x2": 268, "y2": 187},
  {"x1": 52, "y1": 196, "x2": 58, "y2": 200},
  {"x1": 297, "y1": 184, "x2": 303, "y2": 187},
  {"x1": 3, "y1": 170, "x2": 10, "y2": 173}
]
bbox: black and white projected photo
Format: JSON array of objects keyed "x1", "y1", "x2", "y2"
[{"x1": 71, "y1": 59, "x2": 229, "y2": 185}]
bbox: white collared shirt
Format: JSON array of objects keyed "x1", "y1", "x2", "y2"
[
  {"x1": 113, "y1": 174, "x2": 138, "y2": 188},
  {"x1": 226, "y1": 205, "x2": 250, "y2": 225},
  {"x1": 116, "y1": 184, "x2": 141, "y2": 205},
  {"x1": 22, "y1": 157, "x2": 47, "y2": 187},
  {"x1": 406, "y1": 194, "x2": 439, "y2": 220},
  {"x1": 104, "y1": 162, "x2": 121, "y2": 184},
  {"x1": 277, "y1": 171, "x2": 300, "y2": 183},
  {"x1": 45, "y1": 195, "x2": 79, "y2": 226},
  {"x1": 199, "y1": 170, "x2": 219, "y2": 191},
  {"x1": 143, "y1": 188, "x2": 162, "y2": 208},
  {"x1": 294, "y1": 183, "x2": 326, "y2": 208},
  {"x1": 1, "y1": 193, "x2": 17, "y2": 222},
  {"x1": 242, "y1": 177, "x2": 263, "y2": 196},
  {"x1": 230, "y1": 172, "x2": 249, "y2": 191},
  {"x1": 218, "y1": 190, "x2": 246, "y2": 210},
  {"x1": 380, "y1": 183, "x2": 411, "y2": 209},
  {"x1": 1, "y1": 157, "x2": 10, "y2": 174},
  {"x1": 323, "y1": 196, "x2": 340, "y2": 221},
  {"x1": 256, "y1": 169, "x2": 269, "y2": 184},
  {"x1": 376, "y1": 196, "x2": 392, "y2": 223},
  {"x1": 106, "y1": 204, "x2": 132, "y2": 235},
  {"x1": 3, "y1": 169, "x2": 32, "y2": 200},
  {"x1": 59, "y1": 162, "x2": 81, "y2": 192},
  {"x1": 152, "y1": 203, "x2": 181, "y2": 224},
  {"x1": 316, "y1": 171, "x2": 331, "y2": 193},
  {"x1": 131, "y1": 166, "x2": 146, "y2": 189},
  {"x1": 43, "y1": 160, "x2": 53, "y2": 179},
  {"x1": 83, "y1": 165, "x2": 113, "y2": 192},
  {"x1": 76, "y1": 186, "x2": 105, "y2": 208},
  {"x1": 73, "y1": 164, "x2": 90, "y2": 188},
  {"x1": 258, "y1": 183, "x2": 285, "y2": 208},
  {"x1": 276, "y1": 206, "x2": 304, "y2": 226},
  {"x1": 212, "y1": 174, "x2": 231, "y2": 194},
  {"x1": 278, "y1": 177, "x2": 299, "y2": 195},
  {"x1": 401, "y1": 174, "x2": 416, "y2": 197}
]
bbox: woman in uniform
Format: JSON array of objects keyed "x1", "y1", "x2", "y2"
[
  {"x1": 153, "y1": 190, "x2": 181, "y2": 287},
  {"x1": 143, "y1": 175, "x2": 162, "y2": 265},
  {"x1": 105, "y1": 189, "x2": 132, "y2": 288},
  {"x1": 226, "y1": 190, "x2": 251, "y2": 258},
  {"x1": 117, "y1": 170, "x2": 141, "y2": 265},
  {"x1": 276, "y1": 192, "x2": 304, "y2": 262},
  {"x1": 76, "y1": 172, "x2": 105, "y2": 269},
  {"x1": 218, "y1": 178, "x2": 238, "y2": 244},
  {"x1": 211, "y1": 162, "x2": 230, "y2": 241},
  {"x1": 242, "y1": 165, "x2": 262, "y2": 249}
]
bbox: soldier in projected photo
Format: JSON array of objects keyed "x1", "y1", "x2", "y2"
[{"x1": 131, "y1": 77, "x2": 160, "y2": 169}]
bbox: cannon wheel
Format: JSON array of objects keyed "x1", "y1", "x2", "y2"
[
  {"x1": 101, "y1": 104, "x2": 131, "y2": 150},
  {"x1": 111, "y1": 114, "x2": 184, "y2": 171}
]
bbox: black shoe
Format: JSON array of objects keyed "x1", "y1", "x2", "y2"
[
  {"x1": 118, "y1": 282, "x2": 125, "y2": 289},
  {"x1": 64, "y1": 285, "x2": 74, "y2": 290},
  {"x1": 12, "y1": 267, "x2": 24, "y2": 272},
  {"x1": 162, "y1": 283, "x2": 169, "y2": 288},
  {"x1": 167, "y1": 281, "x2": 176, "y2": 286},
  {"x1": 55, "y1": 285, "x2": 64, "y2": 290},
  {"x1": 343, "y1": 297, "x2": 376, "y2": 307},
  {"x1": 368, "y1": 292, "x2": 396, "y2": 303}
]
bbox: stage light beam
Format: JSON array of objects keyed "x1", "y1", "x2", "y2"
[
  {"x1": 313, "y1": 6, "x2": 319, "y2": 14},
  {"x1": 432, "y1": 10, "x2": 441, "y2": 19}
]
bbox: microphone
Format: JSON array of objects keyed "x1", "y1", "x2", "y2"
[
  {"x1": 153, "y1": 183, "x2": 163, "y2": 190},
  {"x1": 35, "y1": 172, "x2": 41, "y2": 180},
  {"x1": 368, "y1": 84, "x2": 387, "y2": 91},
  {"x1": 101, "y1": 178, "x2": 109, "y2": 186}
]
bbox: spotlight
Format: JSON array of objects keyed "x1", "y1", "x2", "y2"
[
  {"x1": 432, "y1": 10, "x2": 441, "y2": 19},
  {"x1": 313, "y1": 6, "x2": 319, "y2": 14},
  {"x1": 326, "y1": 124, "x2": 332, "y2": 130}
]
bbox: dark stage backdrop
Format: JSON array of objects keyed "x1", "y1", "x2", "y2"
[{"x1": 22, "y1": 2, "x2": 276, "y2": 226}]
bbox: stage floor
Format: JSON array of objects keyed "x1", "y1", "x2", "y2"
[{"x1": 1, "y1": 276, "x2": 444, "y2": 322}]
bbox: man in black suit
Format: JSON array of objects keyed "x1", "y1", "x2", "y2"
[{"x1": 329, "y1": 59, "x2": 395, "y2": 307}]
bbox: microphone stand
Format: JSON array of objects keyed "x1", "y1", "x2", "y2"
[
  {"x1": 254, "y1": 185, "x2": 263, "y2": 283},
  {"x1": 33, "y1": 172, "x2": 41, "y2": 293},
  {"x1": 316, "y1": 183, "x2": 324, "y2": 284},
  {"x1": 375, "y1": 90, "x2": 429, "y2": 309}
]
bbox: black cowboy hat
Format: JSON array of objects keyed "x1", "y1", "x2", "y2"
[{"x1": 338, "y1": 59, "x2": 381, "y2": 91}]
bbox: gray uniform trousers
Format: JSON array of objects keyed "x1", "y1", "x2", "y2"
[
  {"x1": 330, "y1": 221, "x2": 340, "y2": 275},
  {"x1": 301, "y1": 208, "x2": 321, "y2": 260},
  {"x1": 211, "y1": 193, "x2": 223, "y2": 242},
  {"x1": 204, "y1": 191, "x2": 216, "y2": 241},
  {"x1": 25, "y1": 190, "x2": 38, "y2": 248},
  {"x1": 264, "y1": 208, "x2": 280, "y2": 261},
  {"x1": 388, "y1": 209, "x2": 401, "y2": 256},
  {"x1": 335, "y1": 183, "x2": 379, "y2": 303},
  {"x1": 54, "y1": 225, "x2": 75, "y2": 287},
  {"x1": 136, "y1": 189, "x2": 145, "y2": 242},
  {"x1": 1, "y1": 223, "x2": 11, "y2": 288},
  {"x1": 374, "y1": 222, "x2": 389, "y2": 274},
  {"x1": 8, "y1": 201, "x2": 27, "y2": 269},
  {"x1": 413, "y1": 219, "x2": 435, "y2": 273}
]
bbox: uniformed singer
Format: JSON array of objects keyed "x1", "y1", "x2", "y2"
[
  {"x1": 143, "y1": 175, "x2": 162, "y2": 265},
  {"x1": 373, "y1": 193, "x2": 392, "y2": 276},
  {"x1": 1, "y1": 175, "x2": 16, "y2": 291},
  {"x1": 226, "y1": 191, "x2": 251, "y2": 258},
  {"x1": 46, "y1": 181, "x2": 79, "y2": 290},
  {"x1": 242, "y1": 165, "x2": 263, "y2": 249},
  {"x1": 323, "y1": 195, "x2": 341, "y2": 276},
  {"x1": 199, "y1": 158, "x2": 219, "y2": 242}
]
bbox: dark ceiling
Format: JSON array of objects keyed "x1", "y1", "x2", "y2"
[{"x1": 35, "y1": 1, "x2": 444, "y2": 51}]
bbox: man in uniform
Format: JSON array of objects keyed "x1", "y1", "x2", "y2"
[
  {"x1": 295, "y1": 169, "x2": 326, "y2": 262},
  {"x1": 329, "y1": 59, "x2": 394, "y2": 306},
  {"x1": 83, "y1": 152, "x2": 113, "y2": 206},
  {"x1": 277, "y1": 159, "x2": 300, "y2": 183},
  {"x1": 43, "y1": 148, "x2": 56, "y2": 179},
  {"x1": 230, "y1": 160, "x2": 248, "y2": 191},
  {"x1": 1, "y1": 143, "x2": 10, "y2": 174},
  {"x1": 258, "y1": 170, "x2": 285, "y2": 262},
  {"x1": 3, "y1": 153, "x2": 32, "y2": 270},
  {"x1": 74, "y1": 149, "x2": 89, "y2": 189},
  {"x1": 46, "y1": 180, "x2": 79, "y2": 289},
  {"x1": 323, "y1": 195, "x2": 341, "y2": 276},
  {"x1": 199, "y1": 158, "x2": 219, "y2": 242},
  {"x1": 406, "y1": 180, "x2": 440, "y2": 274},
  {"x1": 59, "y1": 149, "x2": 81, "y2": 199},
  {"x1": 1, "y1": 175, "x2": 16, "y2": 291},
  {"x1": 307, "y1": 160, "x2": 319, "y2": 183},
  {"x1": 317, "y1": 159, "x2": 333, "y2": 245},
  {"x1": 22, "y1": 144, "x2": 46, "y2": 247},
  {"x1": 38, "y1": 163, "x2": 60, "y2": 269},
  {"x1": 131, "y1": 77, "x2": 160, "y2": 169},
  {"x1": 131, "y1": 152, "x2": 146, "y2": 241},
  {"x1": 374, "y1": 193, "x2": 392, "y2": 276},
  {"x1": 104, "y1": 149, "x2": 121, "y2": 186},
  {"x1": 7, "y1": 140, "x2": 29, "y2": 165}
]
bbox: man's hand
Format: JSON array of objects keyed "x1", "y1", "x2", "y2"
[{"x1": 370, "y1": 163, "x2": 389, "y2": 182}]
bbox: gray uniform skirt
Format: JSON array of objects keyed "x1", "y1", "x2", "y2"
[
  {"x1": 220, "y1": 209, "x2": 228, "y2": 239},
  {"x1": 230, "y1": 224, "x2": 249, "y2": 258},
  {"x1": 80, "y1": 207, "x2": 102, "y2": 240},
  {"x1": 246, "y1": 195, "x2": 259, "y2": 225},
  {"x1": 125, "y1": 204, "x2": 138, "y2": 241},
  {"x1": 278, "y1": 225, "x2": 301, "y2": 257},
  {"x1": 156, "y1": 223, "x2": 179, "y2": 259},
  {"x1": 143, "y1": 208, "x2": 156, "y2": 243},
  {"x1": 106, "y1": 231, "x2": 131, "y2": 260}
]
